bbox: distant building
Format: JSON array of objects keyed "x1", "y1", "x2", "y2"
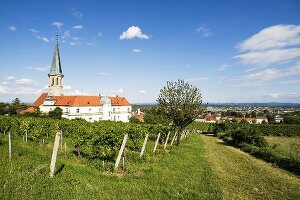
[
  {"x1": 27, "y1": 34, "x2": 132, "y2": 122},
  {"x1": 256, "y1": 116, "x2": 268, "y2": 124},
  {"x1": 236, "y1": 118, "x2": 256, "y2": 124},
  {"x1": 274, "y1": 115, "x2": 284, "y2": 123},
  {"x1": 131, "y1": 108, "x2": 144, "y2": 122}
]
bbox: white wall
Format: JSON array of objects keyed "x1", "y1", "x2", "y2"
[{"x1": 39, "y1": 104, "x2": 131, "y2": 123}]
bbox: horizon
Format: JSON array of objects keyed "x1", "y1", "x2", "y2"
[{"x1": 1, "y1": 0, "x2": 300, "y2": 103}]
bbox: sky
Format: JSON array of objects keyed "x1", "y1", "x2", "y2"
[{"x1": 1, "y1": 0, "x2": 300, "y2": 104}]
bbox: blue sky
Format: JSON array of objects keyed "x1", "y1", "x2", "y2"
[{"x1": 1, "y1": 0, "x2": 300, "y2": 103}]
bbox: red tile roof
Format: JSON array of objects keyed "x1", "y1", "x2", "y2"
[
  {"x1": 109, "y1": 96, "x2": 131, "y2": 106},
  {"x1": 32, "y1": 93, "x2": 48, "y2": 107},
  {"x1": 31, "y1": 93, "x2": 131, "y2": 107}
]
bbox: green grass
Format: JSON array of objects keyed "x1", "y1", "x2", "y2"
[
  {"x1": 1, "y1": 134, "x2": 300, "y2": 200},
  {"x1": 203, "y1": 135, "x2": 300, "y2": 200},
  {"x1": 265, "y1": 136, "x2": 300, "y2": 160},
  {"x1": 0, "y1": 134, "x2": 221, "y2": 200}
]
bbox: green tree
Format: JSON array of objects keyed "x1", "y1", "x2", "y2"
[
  {"x1": 12, "y1": 98, "x2": 21, "y2": 105},
  {"x1": 143, "y1": 107, "x2": 170, "y2": 125},
  {"x1": 48, "y1": 107, "x2": 63, "y2": 119},
  {"x1": 157, "y1": 79, "x2": 202, "y2": 145},
  {"x1": 129, "y1": 116, "x2": 142, "y2": 123}
]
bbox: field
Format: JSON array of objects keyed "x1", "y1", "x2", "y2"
[
  {"x1": 1, "y1": 133, "x2": 300, "y2": 200},
  {"x1": 265, "y1": 136, "x2": 300, "y2": 161}
]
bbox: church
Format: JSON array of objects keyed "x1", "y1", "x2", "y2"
[{"x1": 29, "y1": 34, "x2": 132, "y2": 122}]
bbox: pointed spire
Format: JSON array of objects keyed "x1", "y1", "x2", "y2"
[{"x1": 49, "y1": 33, "x2": 63, "y2": 75}]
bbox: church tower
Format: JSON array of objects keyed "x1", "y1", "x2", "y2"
[{"x1": 48, "y1": 34, "x2": 64, "y2": 96}]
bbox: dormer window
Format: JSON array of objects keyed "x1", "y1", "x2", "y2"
[{"x1": 76, "y1": 108, "x2": 80, "y2": 113}]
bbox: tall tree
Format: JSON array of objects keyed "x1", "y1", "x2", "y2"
[{"x1": 157, "y1": 79, "x2": 202, "y2": 145}]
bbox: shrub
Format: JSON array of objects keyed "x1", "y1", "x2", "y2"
[{"x1": 230, "y1": 127, "x2": 267, "y2": 147}]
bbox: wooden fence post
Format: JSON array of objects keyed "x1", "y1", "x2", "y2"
[
  {"x1": 25, "y1": 130, "x2": 28, "y2": 142},
  {"x1": 164, "y1": 131, "x2": 170, "y2": 149},
  {"x1": 49, "y1": 132, "x2": 61, "y2": 177},
  {"x1": 115, "y1": 134, "x2": 128, "y2": 170},
  {"x1": 153, "y1": 133, "x2": 161, "y2": 153},
  {"x1": 140, "y1": 134, "x2": 149, "y2": 158},
  {"x1": 60, "y1": 130, "x2": 63, "y2": 150},
  {"x1": 170, "y1": 132, "x2": 177, "y2": 146},
  {"x1": 8, "y1": 132, "x2": 12, "y2": 160}
]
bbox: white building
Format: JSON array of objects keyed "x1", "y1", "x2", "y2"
[{"x1": 29, "y1": 34, "x2": 132, "y2": 122}]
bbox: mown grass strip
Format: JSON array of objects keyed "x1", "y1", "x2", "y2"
[{"x1": 202, "y1": 135, "x2": 300, "y2": 200}]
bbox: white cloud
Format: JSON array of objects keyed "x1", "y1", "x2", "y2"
[
  {"x1": 72, "y1": 9, "x2": 83, "y2": 18},
  {"x1": 1, "y1": 82, "x2": 9, "y2": 85},
  {"x1": 64, "y1": 85, "x2": 72, "y2": 90},
  {"x1": 62, "y1": 30, "x2": 70, "y2": 40},
  {"x1": 70, "y1": 42, "x2": 77, "y2": 46},
  {"x1": 217, "y1": 64, "x2": 230, "y2": 71},
  {"x1": 240, "y1": 62, "x2": 300, "y2": 86},
  {"x1": 138, "y1": 90, "x2": 146, "y2": 94},
  {"x1": 111, "y1": 88, "x2": 123, "y2": 94},
  {"x1": 0, "y1": 85, "x2": 9, "y2": 93},
  {"x1": 132, "y1": 49, "x2": 142, "y2": 53},
  {"x1": 120, "y1": 26, "x2": 150, "y2": 40},
  {"x1": 41, "y1": 37, "x2": 50, "y2": 42},
  {"x1": 52, "y1": 21, "x2": 63, "y2": 30},
  {"x1": 281, "y1": 80, "x2": 300, "y2": 84},
  {"x1": 28, "y1": 29, "x2": 38, "y2": 34},
  {"x1": 65, "y1": 90, "x2": 90, "y2": 95},
  {"x1": 269, "y1": 93, "x2": 281, "y2": 98},
  {"x1": 238, "y1": 25, "x2": 300, "y2": 52},
  {"x1": 28, "y1": 28, "x2": 50, "y2": 43},
  {"x1": 98, "y1": 32, "x2": 102, "y2": 37},
  {"x1": 234, "y1": 48, "x2": 300, "y2": 66},
  {"x1": 196, "y1": 25, "x2": 212, "y2": 37},
  {"x1": 98, "y1": 72, "x2": 111, "y2": 76},
  {"x1": 73, "y1": 25, "x2": 83, "y2": 29},
  {"x1": 235, "y1": 24, "x2": 300, "y2": 67},
  {"x1": 72, "y1": 37, "x2": 80, "y2": 40},
  {"x1": 27, "y1": 66, "x2": 50, "y2": 71},
  {"x1": 0, "y1": 85, "x2": 41, "y2": 95},
  {"x1": 15, "y1": 87, "x2": 42, "y2": 95},
  {"x1": 8, "y1": 26, "x2": 17, "y2": 32},
  {"x1": 5, "y1": 76, "x2": 16, "y2": 80},
  {"x1": 16, "y1": 78, "x2": 36, "y2": 85},
  {"x1": 268, "y1": 92, "x2": 300, "y2": 101}
]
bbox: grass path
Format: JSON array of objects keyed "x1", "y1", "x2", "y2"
[{"x1": 202, "y1": 135, "x2": 300, "y2": 200}]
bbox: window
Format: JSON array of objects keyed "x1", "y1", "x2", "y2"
[
  {"x1": 113, "y1": 108, "x2": 116, "y2": 112},
  {"x1": 99, "y1": 108, "x2": 102, "y2": 112},
  {"x1": 76, "y1": 108, "x2": 80, "y2": 113},
  {"x1": 89, "y1": 118, "x2": 92, "y2": 121},
  {"x1": 128, "y1": 115, "x2": 130, "y2": 120},
  {"x1": 99, "y1": 117, "x2": 102, "y2": 120},
  {"x1": 66, "y1": 108, "x2": 69, "y2": 113},
  {"x1": 127, "y1": 108, "x2": 130, "y2": 112},
  {"x1": 50, "y1": 108, "x2": 53, "y2": 111},
  {"x1": 52, "y1": 78, "x2": 54, "y2": 85},
  {"x1": 114, "y1": 116, "x2": 116, "y2": 121},
  {"x1": 57, "y1": 77, "x2": 59, "y2": 85},
  {"x1": 89, "y1": 108, "x2": 92, "y2": 112}
]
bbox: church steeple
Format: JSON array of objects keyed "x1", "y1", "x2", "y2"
[
  {"x1": 49, "y1": 33, "x2": 62, "y2": 75},
  {"x1": 48, "y1": 33, "x2": 64, "y2": 97}
]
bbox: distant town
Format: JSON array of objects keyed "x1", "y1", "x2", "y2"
[{"x1": 131, "y1": 103, "x2": 300, "y2": 124}]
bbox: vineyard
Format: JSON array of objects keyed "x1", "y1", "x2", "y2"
[{"x1": 0, "y1": 115, "x2": 196, "y2": 171}]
